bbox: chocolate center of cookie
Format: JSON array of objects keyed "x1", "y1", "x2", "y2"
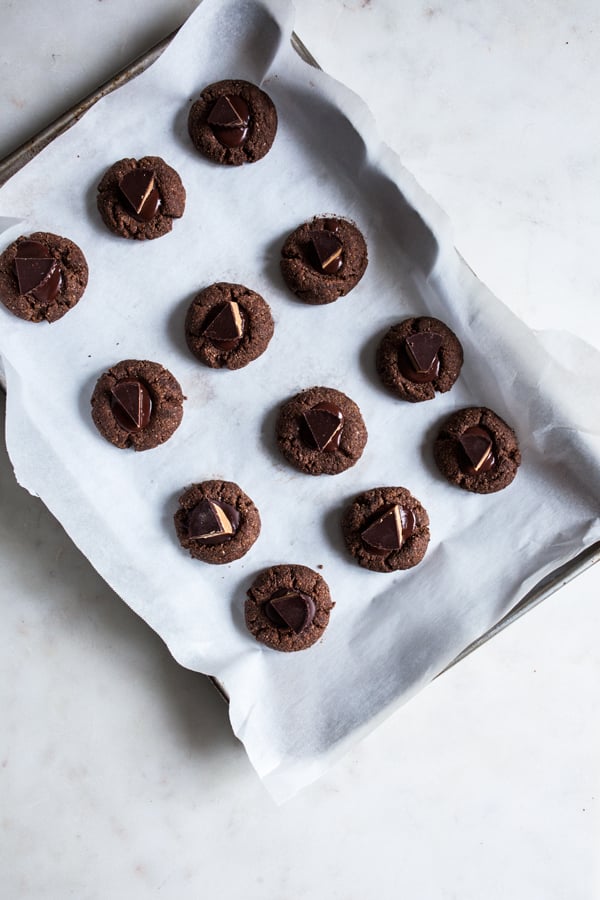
[
  {"x1": 264, "y1": 588, "x2": 316, "y2": 634},
  {"x1": 458, "y1": 426, "x2": 496, "y2": 474},
  {"x1": 302, "y1": 401, "x2": 344, "y2": 452},
  {"x1": 14, "y1": 240, "x2": 63, "y2": 303},
  {"x1": 110, "y1": 379, "x2": 152, "y2": 432},
  {"x1": 207, "y1": 95, "x2": 251, "y2": 148},
  {"x1": 118, "y1": 169, "x2": 161, "y2": 222},
  {"x1": 308, "y1": 229, "x2": 344, "y2": 274},
  {"x1": 187, "y1": 499, "x2": 240, "y2": 545},
  {"x1": 202, "y1": 301, "x2": 246, "y2": 350},
  {"x1": 361, "y1": 504, "x2": 416, "y2": 554},
  {"x1": 399, "y1": 332, "x2": 443, "y2": 383}
]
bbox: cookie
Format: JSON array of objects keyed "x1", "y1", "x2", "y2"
[
  {"x1": 187, "y1": 79, "x2": 277, "y2": 165},
  {"x1": 376, "y1": 316, "x2": 463, "y2": 402},
  {"x1": 0, "y1": 232, "x2": 88, "y2": 323},
  {"x1": 433, "y1": 406, "x2": 521, "y2": 494},
  {"x1": 91, "y1": 359, "x2": 184, "y2": 451},
  {"x1": 96, "y1": 156, "x2": 186, "y2": 240},
  {"x1": 277, "y1": 386, "x2": 368, "y2": 476},
  {"x1": 174, "y1": 480, "x2": 260, "y2": 564},
  {"x1": 185, "y1": 282, "x2": 274, "y2": 370},
  {"x1": 342, "y1": 486, "x2": 430, "y2": 573},
  {"x1": 245, "y1": 564, "x2": 334, "y2": 652},
  {"x1": 280, "y1": 216, "x2": 368, "y2": 305}
]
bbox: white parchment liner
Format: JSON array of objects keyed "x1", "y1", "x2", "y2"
[{"x1": 1, "y1": 0, "x2": 599, "y2": 802}]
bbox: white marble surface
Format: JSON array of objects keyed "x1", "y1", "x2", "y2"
[{"x1": 0, "y1": 1, "x2": 598, "y2": 897}]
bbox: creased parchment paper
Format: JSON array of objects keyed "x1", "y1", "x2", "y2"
[{"x1": 1, "y1": 0, "x2": 599, "y2": 802}]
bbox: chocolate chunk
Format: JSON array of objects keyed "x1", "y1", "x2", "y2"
[
  {"x1": 322, "y1": 219, "x2": 340, "y2": 234},
  {"x1": 187, "y1": 499, "x2": 239, "y2": 545},
  {"x1": 14, "y1": 240, "x2": 62, "y2": 302},
  {"x1": 118, "y1": 169, "x2": 161, "y2": 222},
  {"x1": 458, "y1": 426, "x2": 496, "y2": 473},
  {"x1": 202, "y1": 301, "x2": 244, "y2": 349},
  {"x1": 362, "y1": 505, "x2": 400, "y2": 552},
  {"x1": 207, "y1": 95, "x2": 250, "y2": 149},
  {"x1": 110, "y1": 379, "x2": 152, "y2": 432},
  {"x1": 303, "y1": 401, "x2": 344, "y2": 452},
  {"x1": 309, "y1": 230, "x2": 343, "y2": 274},
  {"x1": 361, "y1": 504, "x2": 417, "y2": 554},
  {"x1": 405, "y1": 332, "x2": 443, "y2": 373},
  {"x1": 264, "y1": 588, "x2": 316, "y2": 634},
  {"x1": 15, "y1": 240, "x2": 48, "y2": 260}
]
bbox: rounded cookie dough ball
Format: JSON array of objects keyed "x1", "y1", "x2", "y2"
[
  {"x1": 433, "y1": 406, "x2": 521, "y2": 494},
  {"x1": 96, "y1": 156, "x2": 186, "y2": 240},
  {"x1": 342, "y1": 486, "x2": 430, "y2": 573},
  {"x1": 376, "y1": 316, "x2": 463, "y2": 402},
  {"x1": 174, "y1": 480, "x2": 260, "y2": 564},
  {"x1": 187, "y1": 79, "x2": 277, "y2": 165},
  {"x1": 0, "y1": 232, "x2": 88, "y2": 323},
  {"x1": 276, "y1": 386, "x2": 368, "y2": 476},
  {"x1": 90, "y1": 359, "x2": 184, "y2": 451},
  {"x1": 185, "y1": 282, "x2": 274, "y2": 370},
  {"x1": 280, "y1": 215, "x2": 368, "y2": 305},
  {"x1": 245, "y1": 564, "x2": 334, "y2": 652}
]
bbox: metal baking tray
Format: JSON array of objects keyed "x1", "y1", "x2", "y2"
[{"x1": 0, "y1": 28, "x2": 598, "y2": 702}]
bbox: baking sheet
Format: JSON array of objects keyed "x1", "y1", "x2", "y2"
[{"x1": 0, "y1": 0, "x2": 599, "y2": 802}]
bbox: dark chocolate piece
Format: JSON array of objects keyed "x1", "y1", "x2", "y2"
[
  {"x1": 405, "y1": 332, "x2": 443, "y2": 374},
  {"x1": 188, "y1": 499, "x2": 240, "y2": 545},
  {"x1": 14, "y1": 240, "x2": 62, "y2": 303},
  {"x1": 264, "y1": 588, "x2": 316, "y2": 634},
  {"x1": 110, "y1": 379, "x2": 152, "y2": 432},
  {"x1": 361, "y1": 504, "x2": 416, "y2": 553},
  {"x1": 202, "y1": 301, "x2": 244, "y2": 349},
  {"x1": 303, "y1": 401, "x2": 344, "y2": 452},
  {"x1": 207, "y1": 95, "x2": 250, "y2": 148},
  {"x1": 118, "y1": 169, "x2": 161, "y2": 222},
  {"x1": 309, "y1": 230, "x2": 343, "y2": 274},
  {"x1": 458, "y1": 426, "x2": 495, "y2": 473}
]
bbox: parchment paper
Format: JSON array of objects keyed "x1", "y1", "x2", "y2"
[{"x1": 1, "y1": 0, "x2": 599, "y2": 802}]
